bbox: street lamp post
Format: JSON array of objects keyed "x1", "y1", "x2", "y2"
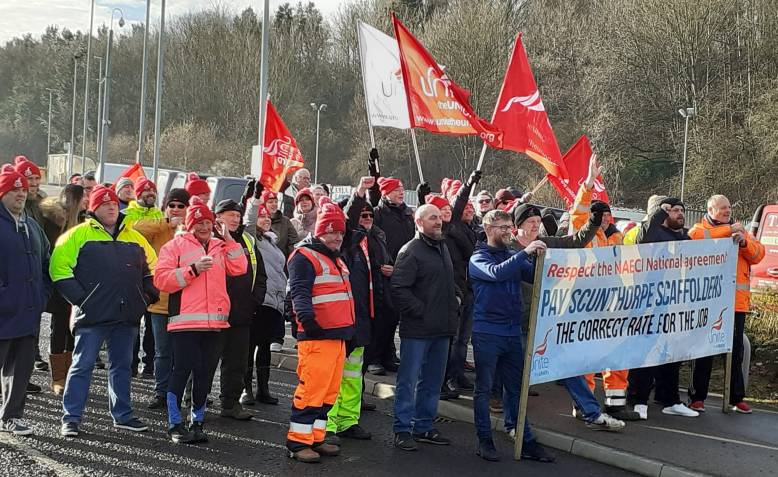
[
  {"x1": 46, "y1": 88, "x2": 55, "y2": 160},
  {"x1": 80, "y1": 0, "x2": 96, "y2": 174},
  {"x1": 68, "y1": 53, "x2": 82, "y2": 178},
  {"x1": 95, "y1": 55, "x2": 104, "y2": 162},
  {"x1": 98, "y1": 9, "x2": 125, "y2": 182},
  {"x1": 152, "y1": 0, "x2": 167, "y2": 183},
  {"x1": 678, "y1": 106, "x2": 697, "y2": 202},
  {"x1": 310, "y1": 102, "x2": 326, "y2": 183},
  {"x1": 137, "y1": 0, "x2": 152, "y2": 164}
]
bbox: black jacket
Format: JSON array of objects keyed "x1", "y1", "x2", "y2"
[
  {"x1": 636, "y1": 209, "x2": 689, "y2": 244},
  {"x1": 221, "y1": 227, "x2": 268, "y2": 327},
  {"x1": 444, "y1": 181, "x2": 476, "y2": 305},
  {"x1": 372, "y1": 198, "x2": 415, "y2": 261},
  {"x1": 391, "y1": 232, "x2": 459, "y2": 338}
]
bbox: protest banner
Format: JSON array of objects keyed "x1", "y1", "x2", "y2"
[
  {"x1": 528, "y1": 238, "x2": 738, "y2": 386},
  {"x1": 260, "y1": 99, "x2": 305, "y2": 192}
]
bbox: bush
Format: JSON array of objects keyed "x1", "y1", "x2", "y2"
[{"x1": 748, "y1": 290, "x2": 778, "y2": 348}]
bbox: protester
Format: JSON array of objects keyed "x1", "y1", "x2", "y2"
[
  {"x1": 82, "y1": 171, "x2": 98, "y2": 198},
  {"x1": 282, "y1": 168, "x2": 312, "y2": 218},
  {"x1": 209, "y1": 197, "x2": 268, "y2": 421},
  {"x1": 115, "y1": 177, "x2": 135, "y2": 212},
  {"x1": 39, "y1": 184, "x2": 87, "y2": 394},
  {"x1": 184, "y1": 173, "x2": 210, "y2": 204},
  {"x1": 69, "y1": 173, "x2": 83, "y2": 185},
  {"x1": 291, "y1": 188, "x2": 317, "y2": 237},
  {"x1": 623, "y1": 195, "x2": 667, "y2": 246},
  {"x1": 570, "y1": 156, "x2": 636, "y2": 421},
  {"x1": 494, "y1": 189, "x2": 515, "y2": 210},
  {"x1": 687, "y1": 194, "x2": 765, "y2": 413},
  {"x1": 50, "y1": 185, "x2": 158, "y2": 437},
  {"x1": 312, "y1": 184, "x2": 329, "y2": 205},
  {"x1": 474, "y1": 190, "x2": 494, "y2": 220},
  {"x1": 468, "y1": 209, "x2": 553, "y2": 462},
  {"x1": 123, "y1": 178, "x2": 163, "y2": 225},
  {"x1": 391, "y1": 204, "x2": 460, "y2": 451},
  {"x1": 242, "y1": 199, "x2": 285, "y2": 406},
  {"x1": 153, "y1": 196, "x2": 248, "y2": 444},
  {"x1": 629, "y1": 198, "x2": 699, "y2": 419},
  {"x1": 262, "y1": 189, "x2": 299, "y2": 259},
  {"x1": 286, "y1": 198, "x2": 355, "y2": 463},
  {"x1": 132, "y1": 188, "x2": 190, "y2": 410},
  {"x1": 0, "y1": 169, "x2": 50, "y2": 436}
]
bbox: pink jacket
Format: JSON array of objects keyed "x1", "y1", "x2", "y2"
[{"x1": 154, "y1": 232, "x2": 248, "y2": 332}]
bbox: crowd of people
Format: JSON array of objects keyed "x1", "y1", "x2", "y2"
[{"x1": 0, "y1": 149, "x2": 764, "y2": 465}]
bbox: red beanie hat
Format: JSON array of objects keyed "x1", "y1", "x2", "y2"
[
  {"x1": 134, "y1": 177, "x2": 157, "y2": 197},
  {"x1": 494, "y1": 188, "x2": 514, "y2": 205},
  {"x1": 260, "y1": 190, "x2": 277, "y2": 203},
  {"x1": 377, "y1": 177, "x2": 402, "y2": 196},
  {"x1": 440, "y1": 178, "x2": 452, "y2": 198},
  {"x1": 185, "y1": 172, "x2": 210, "y2": 197},
  {"x1": 186, "y1": 196, "x2": 214, "y2": 231},
  {"x1": 295, "y1": 188, "x2": 313, "y2": 206},
  {"x1": 448, "y1": 180, "x2": 462, "y2": 198},
  {"x1": 0, "y1": 170, "x2": 28, "y2": 198},
  {"x1": 14, "y1": 155, "x2": 41, "y2": 179},
  {"x1": 89, "y1": 185, "x2": 119, "y2": 212},
  {"x1": 425, "y1": 194, "x2": 449, "y2": 210},
  {"x1": 257, "y1": 204, "x2": 270, "y2": 218},
  {"x1": 1, "y1": 164, "x2": 15, "y2": 173},
  {"x1": 314, "y1": 197, "x2": 346, "y2": 237}
]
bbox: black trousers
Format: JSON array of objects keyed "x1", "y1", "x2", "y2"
[
  {"x1": 169, "y1": 331, "x2": 221, "y2": 418},
  {"x1": 48, "y1": 292, "x2": 74, "y2": 354},
  {"x1": 245, "y1": 307, "x2": 278, "y2": 392},
  {"x1": 132, "y1": 314, "x2": 155, "y2": 372},
  {"x1": 628, "y1": 362, "x2": 681, "y2": 407},
  {"x1": 207, "y1": 324, "x2": 251, "y2": 409},
  {"x1": 689, "y1": 311, "x2": 746, "y2": 404},
  {"x1": 364, "y1": 308, "x2": 399, "y2": 367}
]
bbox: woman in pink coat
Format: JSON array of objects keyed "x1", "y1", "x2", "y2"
[{"x1": 154, "y1": 197, "x2": 247, "y2": 444}]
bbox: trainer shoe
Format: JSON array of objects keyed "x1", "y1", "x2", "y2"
[
  {"x1": 586, "y1": 413, "x2": 626, "y2": 432},
  {"x1": 0, "y1": 419, "x2": 33, "y2": 436},
  {"x1": 114, "y1": 418, "x2": 149, "y2": 432},
  {"x1": 189, "y1": 421, "x2": 208, "y2": 443},
  {"x1": 168, "y1": 423, "x2": 195, "y2": 444},
  {"x1": 689, "y1": 400, "x2": 706, "y2": 412},
  {"x1": 34, "y1": 359, "x2": 49, "y2": 372},
  {"x1": 521, "y1": 439, "x2": 555, "y2": 463},
  {"x1": 662, "y1": 403, "x2": 699, "y2": 417},
  {"x1": 240, "y1": 391, "x2": 256, "y2": 406},
  {"x1": 606, "y1": 407, "x2": 642, "y2": 421},
  {"x1": 25, "y1": 382, "x2": 41, "y2": 394},
  {"x1": 572, "y1": 407, "x2": 587, "y2": 421},
  {"x1": 147, "y1": 395, "x2": 166, "y2": 410},
  {"x1": 60, "y1": 422, "x2": 79, "y2": 437},
  {"x1": 732, "y1": 402, "x2": 753, "y2": 414},
  {"x1": 220, "y1": 404, "x2": 252, "y2": 420},
  {"x1": 476, "y1": 438, "x2": 500, "y2": 462},
  {"x1": 633, "y1": 404, "x2": 648, "y2": 420},
  {"x1": 507, "y1": 428, "x2": 517, "y2": 441},
  {"x1": 270, "y1": 343, "x2": 283, "y2": 352},
  {"x1": 289, "y1": 447, "x2": 320, "y2": 463},
  {"x1": 311, "y1": 442, "x2": 340, "y2": 457},
  {"x1": 412, "y1": 429, "x2": 450, "y2": 445},
  {"x1": 394, "y1": 432, "x2": 418, "y2": 451}
]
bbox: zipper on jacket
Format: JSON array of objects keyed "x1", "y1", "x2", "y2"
[
  {"x1": 78, "y1": 283, "x2": 101, "y2": 309},
  {"x1": 136, "y1": 284, "x2": 149, "y2": 308}
]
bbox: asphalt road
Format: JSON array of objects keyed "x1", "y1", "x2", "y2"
[{"x1": 0, "y1": 317, "x2": 633, "y2": 476}]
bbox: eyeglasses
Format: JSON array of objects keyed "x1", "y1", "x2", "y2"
[
  {"x1": 168, "y1": 203, "x2": 186, "y2": 209},
  {"x1": 360, "y1": 213, "x2": 374, "y2": 219},
  {"x1": 478, "y1": 198, "x2": 492, "y2": 204},
  {"x1": 487, "y1": 224, "x2": 512, "y2": 232}
]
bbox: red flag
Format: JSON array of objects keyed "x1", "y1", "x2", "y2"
[
  {"x1": 391, "y1": 14, "x2": 502, "y2": 147},
  {"x1": 547, "y1": 135, "x2": 609, "y2": 206},
  {"x1": 112, "y1": 162, "x2": 146, "y2": 189},
  {"x1": 491, "y1": 34, "x2": 566, "y2": 178},
  {"x1": 261, "y1": 99, "x2": 305, "y2": 192}
]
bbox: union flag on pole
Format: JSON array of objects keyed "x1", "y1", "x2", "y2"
[
  {"x1": 261, "y1": 99, "x2": 305, "y2": 192},
  {"x1": 491, "y1": 33, "x2": 567, "y2": 179},
  {"x1": 547, "y1": 135, "x2": 610, "y2": 206},
  {"x1": 391, "y1": 14, "x2": 502, "y2": 147},
  {"x1": 112, "y1": 162, "x2": 146, "y2": 189}
]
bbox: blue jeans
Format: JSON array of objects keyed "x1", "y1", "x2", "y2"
[
  {"x1": 62, "y1": 324, "x2": 137, "y2": 425},
  {"x1": 564, "y1": 376, "x2": 602, "y2": 423},
  {"x1": 447, "y1": 301, "x2": 473, "y2": 382},
  {"x1": 393, "y1": 337, "x2": 449, "y2": 434},
  {"x1": 472, "y1": 332, "x2": 534, "y2": 443},
  {"x1": 150, "y1": 314, "x2": 171, "y2": 398}
]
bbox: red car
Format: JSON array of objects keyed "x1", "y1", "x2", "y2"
[{"x1": 750, "y1": 204, "x2": 778, "y2": 291}]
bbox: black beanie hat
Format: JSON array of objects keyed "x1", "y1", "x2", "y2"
[
  {"x1": 214, "y1": 199, "x2": 243, "y2": 215},
  {"x1": 591, "y1": 200, "x2": 611, "y2": 215},
  {"x1": 661, "y1": 197, "x2": 685, "y2": 209},
  {"x1": 513, "y1": 203, "x2": 542, "y2": 227},
  {"x1": 164, "y1": 188, "x2": 190, "y2": 208}
]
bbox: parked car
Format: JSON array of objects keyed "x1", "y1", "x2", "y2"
[{"x1": 750, "y1": 204, "x2": 778, "y2": 291}]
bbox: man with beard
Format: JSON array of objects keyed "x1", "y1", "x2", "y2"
[{"x1": 123, "y1": 178, "x2": 163, "y2": 226}]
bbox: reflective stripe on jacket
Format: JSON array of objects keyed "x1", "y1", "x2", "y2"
[
  {"x1": 290, "y1": 246, "x2": 355, "y2": 331},
  {"x1": 688, "y1": 217, "x2": 765, "y2": 312}
]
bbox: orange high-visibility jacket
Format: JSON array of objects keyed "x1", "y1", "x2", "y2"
[
  {"x1": 290, "y1": 247, "x2": 356, "y2": 331},
  {"x1": 688, "y1": 217, "x2": 765, "y2": 312},
  {"x1": 570, "y1": 185, "x2": 623, "y2": 247}
]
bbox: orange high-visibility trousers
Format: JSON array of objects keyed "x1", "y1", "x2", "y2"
[
  {"x1": 286, "y1": 340, "x2": 346, "y2": 450},
  {"x1": 585, "y1": 369, "x2": 629, "y2": 407}
]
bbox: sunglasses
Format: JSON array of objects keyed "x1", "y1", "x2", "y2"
[
  {"x1": 360, "y1": 213, "x2": 374, "y2": 219},
  {"x1": 168, "y1": 203, "x2": 186, "y2": 209},
  {"x1": 478, "y1": 198, "x2": 492, "y2": 204}
]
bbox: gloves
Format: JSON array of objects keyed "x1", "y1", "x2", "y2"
[
  {"x1": 241, "y1": 179, "x2": 256, "y2": 206},
  {"x1": 590, "y1": 208, "x2": 603, "y2": 227},
  {"x1": 416, "y1": 182, "x2": 431, "y2": 203},
  {"x1": 301, "y1": 318, "x2": 324, "y2": 338},
  {"x1": 368, "y1": 148, "x2": 380, "y2": 178},
  {"x1": 253, "y1": 180, "x2": 264, "y2": 200},
  {"x1": 467, "y1": 170, "x2": 482, "y2": 187}
]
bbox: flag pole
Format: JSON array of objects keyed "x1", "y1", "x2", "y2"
[
  {"x1": 530, "y1": 176, "x2": 548, "y2": 195},
  {"x1": 471, "y1": 142, "x2": 489, "y2": 197},
  {"x1": 410, "y1": 129, "x2": 424, "y2": 184}
]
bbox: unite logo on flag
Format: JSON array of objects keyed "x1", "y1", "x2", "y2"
[
  {"x1": 264, "y1": 136, "x2": 303, "y2": 168},
  {"x1": 500, "y1": 90, "x2": 545, "y2": 113}
]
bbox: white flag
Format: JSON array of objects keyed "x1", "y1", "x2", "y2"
[{"x1": 357, "y1": 21, "x2": 410, "y2": 130}]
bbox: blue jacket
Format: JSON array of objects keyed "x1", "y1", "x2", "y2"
[
  {"x1": 0, "y1": 204, "x2": 51, "y2": 339},
  {"x1": 469, "y1": 241, "x2": 535, "y2": 337}
]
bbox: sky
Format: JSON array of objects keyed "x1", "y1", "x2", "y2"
[{"x1": 0, "y1": 0, "x2": 344, "y2": 44}]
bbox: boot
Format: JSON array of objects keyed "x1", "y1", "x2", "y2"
[
  {"x1": 256, "y1": 366, "x2": 278, "y2": 405},
  {"x1": 606, "y1": 405, "x2": 641, "y2": 421},
  {"x1": 49, "y1": 352, "x2": 71, "y2": 396}
]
